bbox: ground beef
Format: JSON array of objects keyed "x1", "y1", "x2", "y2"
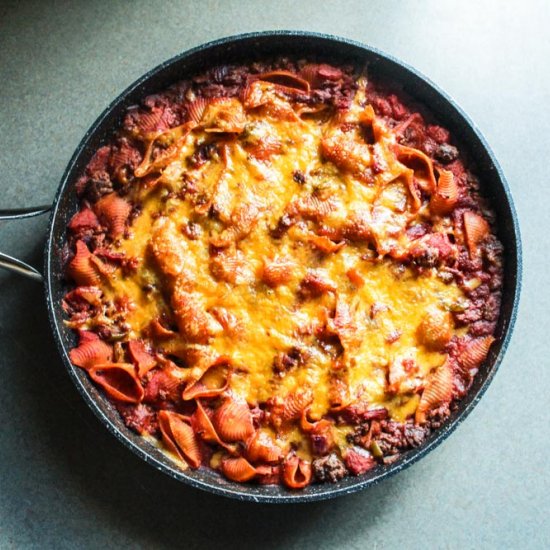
[
  {"x1": 84, "y1": 177, "x2": 114, "y2": 203},
  {"x1": 375, "y1": 420, "x2": 430, "y2": 456},
  {"x1": 272, "y1": 347, "x2": 304, "y2": 375},
  {"x1": 312, "y1": 453, "x2": 348, "y2": 482},
  {"x1": 435, "y1": 143, "x2": 459, "y2": 164},
  {"x1": 117, "y1": 403, "x2": 159, "y2": 436},
  {"x1": 344, "y1": 447, "x2": 376, "y2": 475},
  {"x1": 425, "y1": 404, "x2": 451, "y2": 430}
]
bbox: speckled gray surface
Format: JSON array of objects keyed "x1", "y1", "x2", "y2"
[{"x1": 0, "y1": 1, "x2": 548, "y2": 548}]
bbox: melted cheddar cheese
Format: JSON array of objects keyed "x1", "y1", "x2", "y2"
[{"x1": 100, "y1": 77, "x2": 465, "y2": 441}]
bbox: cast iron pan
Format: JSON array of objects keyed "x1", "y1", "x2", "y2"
[{"x1": 0, "y1": 32, "x2": 521, "y2": 502}]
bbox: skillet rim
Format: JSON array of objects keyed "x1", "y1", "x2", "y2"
[{"x1": 43, "y1": 30, "x2": 522, "y2": 503}]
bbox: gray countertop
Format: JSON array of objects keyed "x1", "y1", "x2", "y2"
[{"x1": 0, "y1": 1, "x2": 548, "y2": 548}]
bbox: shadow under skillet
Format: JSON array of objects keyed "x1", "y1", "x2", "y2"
[{"x1": 0, "y1": 232, "x2": 398, "y2": 549}]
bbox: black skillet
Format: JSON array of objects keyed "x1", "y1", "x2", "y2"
[{"x1": 0, "y1": 32, "x2": 521, "y2": 502}]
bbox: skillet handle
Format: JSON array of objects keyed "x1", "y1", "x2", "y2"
[{"x1": 0, "y1": 205, "x2": 52, "y2": 282}]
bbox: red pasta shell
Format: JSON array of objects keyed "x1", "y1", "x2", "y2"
[
  {"x1": 415, "y1": 361, "x2": 453, "y2": 424},
  {"x1": 149, "y1": 319, "x2": 178, "y2": 340},
  {"x1": 94, "y1": 193, "x2": 131, "y2": 238},
  {"x1": 186, "y1": 97, "x2": 209, "y2": 125},
  {"x1": 213, "y1": 398, "x2": 255, "y2": 442},
  {"x1": 144, "y1": 365, "x2": 185, "y2": 404},
  {"x1": 458, "y1": 336, "x2": 495, "y2": 371},
  {"x1": 200, "y1": 98, "x2": 246, "y2": 134},
  {"x1": 260, "y1": 257, "x2": 294, "y2": 288},
  {"x1": 181, "y1": 363, "x2": 230, "y2": 401},
  {"x1": 395, "y1": 144, "x2": 437, "y2": 193},
  {"x1": 417, "y1": 309, "x2": 453, "y2": 350},
  {"x1": 89, "y1": 362, "x2": 144, "y2": 404},
  {"x1": 282, "y1": 454, "x2": 312, "y2": 489},
  {"x1": 245, "y1": 431, "x2": 282, "y2": 463},
  {"x1": 256, "y1": 70, "x2": 311, "y2": 94},
  {"x1": 300, "y1": 63, "x2": 343, "y2": 87},
  {"x1": 282, "y1": 390, "x2": 314, "y2": 422},
  {"x1": 346, "y1": 268, "x2": 365, "y2": 288},
  {"x1": 463, "y1": 211, "x2": 490, "y2": 257},
  {"x1": 306, "y1": 234, "x2": 346, "y2": 254},
  {"x1": 430, "y1": 170, "x2": 458, "y2": 215},
  {"x1": 191, "y1": 400, "x2": 235, "y2": 454},
  {"x1": 69, "y1": 338, "x2": 113, "y2": 370},
  {"x1": 127, "y1": 339, "x2": 157, "y2": 377},
  {"x1": 67, "y1": 240, "x2": 102, "y2": 286},
  {"x1": 220, "y1": 457, "x2": 257, "y2": 483},
  {"x1": 158, "y1": 410, "x2": 201, "y2": 469}
]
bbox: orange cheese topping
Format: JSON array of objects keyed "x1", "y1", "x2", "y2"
[{"x1": 101, "y1": 78, "x2": 465, "y2": 441}]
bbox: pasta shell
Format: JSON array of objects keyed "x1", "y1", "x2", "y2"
[
  {"x1": 415, "y1": 361, "x2": 453, "y2": 424},
  {"x1": 387, "y1": 357, "x2": 408, "y2": 392},
  {"x1": 458, "y1": 336, "x2": 495, "y2": 371},
  {"x1": 181, "y1": 364, "x2": 230, "y2": 401},
  {"x1": 300, "y1": 63, "x2": 343, "y2": 87},
  {"x1": 282, "y1": 454, "x2": 312, "y2": 489},
  {"x1": 186, "y1": 97, "x2": 209, "y2": 125},
  {"x1": 256, "y1": 70, "x2": 311, "y2": 94},
  {"x1": 135, "y1": 110, "x2": 163, "y2": 134},
  {"x1": 300, "y1": 406, "x2": 317, "y2": 432},
  {"x1": 144, "y1": 365, "x2": 186, "y2": 404},
  {"x1": 417, "y1": 308, "x2": 453, "y2": 350},
  {"x1": 192, "y1": 400, "x2": 234, "y2": 453},
  {"x1": 70, "y1": 338, "x2": 113, "y2": 370},
  {"x1": 200, "y1": 98, "x2": 247, "y2": 134},
  {"x1": 281, "y1": 390, "x2": 314, "y2": 422},
  {"x1": 220, "y1": 457, "x2": 257, "y2": 483},
  {"x1": 171, "y1": 288, "x2": 223, "y2": 344},
  {"x1": 395, "y1": 144, "x2": 437, "y2": 193},
  {"x1": 306, "y1": 234, "x2": 346, "y2": 254},
  {"x1": 89, "y1": 363, "x2": 144, "y2": 404},
  {"x1": 246, "y1": 431, "x2": 282, "y2": 463},
  {"x1": 402, "y1": 169, "x2": 422, "y2": 211},
  {"x1": 346, "y1": 268, "x2": 365, "y2": 288},
  {"x1": 127, "y1": 340, "x2": 157, "y2": 377},
  {"x1": 158, "y1": 410, "x2": 201, "y2": 469},
  {"x1": 67, "y1": 240, "x2": 102, "y2": 286},
  {"x1": 110, "y1": 139, "x2": 142, "y2": 172},
  {"x1": 430, "y1": 170, "x2": 458, "y2": 215},
  {"x1": 213, "y1": 398, "x2": 255, "y2": 442},
  {"x1": 463, "y1": 211, "x2": 490, "y2": 257},
  {"x1": 148, "y1": 319, "x2": 178, "y2": 339},
  {"x1": 94, "y1": 193, "x2": 131, "y2": 238},
  {"x1": 260, "y1": 257, "x2": 294, "y2": 288},
  {"x1": 240, "y1": 80, "x2": 263, "y2": 109}
]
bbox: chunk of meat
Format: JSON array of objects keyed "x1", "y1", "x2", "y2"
[
  {"x1": 312, "y1": 454, "x2": 348, "y2": 482},
  {"x1": 200, "y1": 98, "x2": 246, "y2": 134},
  {"x1": 343, "y1": 447, "x2": 376, "y2": 475},
  {"x1": 409, "y1": 233, "x2": 457, "y2": 267}
]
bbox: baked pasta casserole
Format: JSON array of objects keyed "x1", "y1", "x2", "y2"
[{"x1": 62, "y1": 59, "x2": 503, "y2": 488}]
